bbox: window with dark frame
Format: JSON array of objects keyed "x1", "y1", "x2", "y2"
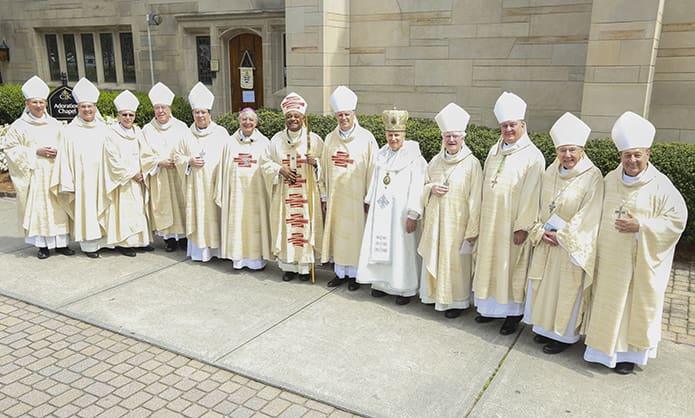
[
  {"x1": 81, "y1": 34, "x2": 97, "y2": 81},
  {"x1": 100, "y1": 33, "x2": 116, "y2": 83},
  {"x1": 119, "y1": 32, "x2": 136, "y2": 83},
  {"x1": 62, "y1": 34, "x2": 79, "y2": 82},
  {"x1": 43, "y1": 31, "x2": 136, "y2": 85},
  {"x1": 45, "y1": 34, "x2": 61, "y2": 81},
  {"x1": 196, "y1": 36, "x2": 213, "y2": 85}
]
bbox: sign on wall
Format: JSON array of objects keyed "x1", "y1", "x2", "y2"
[{"x1": 48, "y1": 85, "x2": 77, "y2": 121}]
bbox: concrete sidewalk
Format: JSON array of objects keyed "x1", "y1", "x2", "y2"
[{"x1": 1, "y1": 196, "x2": 694, "y2": 417}]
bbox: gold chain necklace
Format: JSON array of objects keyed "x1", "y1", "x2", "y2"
[{"x1": 383, "y1": 148, "x2": 402, "y2": 186}]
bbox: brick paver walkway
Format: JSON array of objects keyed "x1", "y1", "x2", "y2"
[
  {"x1": 0, "y1": 295, "x2": 359, "y2": 418},
  {"x1": 662, "y1": 260, "x2": 695, "y2": 345}
]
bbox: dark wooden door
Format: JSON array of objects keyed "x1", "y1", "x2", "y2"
[{"x1": 229, "y1": 34, "x2": 263, "y2": 112}]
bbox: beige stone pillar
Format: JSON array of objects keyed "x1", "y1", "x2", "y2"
[
  {"x1": 285, "y1": 0, "x2": 350, "y2": 114},
  {"x1": 580, "y1": 0, "x2": 664, "y2": 137}
]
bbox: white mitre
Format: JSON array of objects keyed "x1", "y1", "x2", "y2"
[
  {"x1": 114, "y1": 90, "x2": 140, "y2": 112},
  {"x1": 611, "y1": 111, "x2": 655, "y2": 151},
  {"x1": 329, "y1": 86, "x2": 357, "y2": 113},
  {"x1": 188, "y1": 82, "x2": 214, "y2": 110},
  {"x1": 22, "y1": 76, "x2": 50, "y2": 100},
  {"x1": 435, "y1": 102, "x2": 470, "y2": 135},
  {"x1": 148, "y1": 82, "x2": 175, "y2": 106},
  {"x1": 494, "y1": 91, "x2": 526, "y2": 123},
  {"x1": 550, "y1": 112, "x2": 591, "y2": 148},
  {"x1": 72, "y1": 77, "x2": 100, "y2": 104}
]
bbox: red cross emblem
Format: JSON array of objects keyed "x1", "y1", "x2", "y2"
[
  {"x1": 288, "y1": 232, "x2": 309, "y2": 247},
  {"x1": 285, "y1": 193, "x2": 308, "y2": 208},
  {"x1": 285, "y1": 213, "x2": 309, "y2": 228},
  {"x1": 332, "y1": 150, "x2": 354, "y2": 168},
  {"x1": 233, "y1": 153, "x2": 257, "y2": 167}
]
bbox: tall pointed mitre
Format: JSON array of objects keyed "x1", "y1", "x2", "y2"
[
  {"x1": 611, "y1": 111, "x2": 655, "y2": 151},
  {"x1": 22, "y1": 75, "x2": 49, "y2": 100},
  {"x1": 550, "y1": 112, "x2": 591, "y2": 148},
  {"x1": 148, "y1": 82, "x2": 175, "y2": 106},
  {"x1": 72, "y1": 77, "x2": 100, "y2": 104},
  {"x1": 329, "y1": 86, "x2": 357, "y2": 113},
  {"x1": 188, "y1": 82, "x2": 214, "y2": 110},
  {"x1": 435, "y1": 102, "x2": 470, "y2": 134},
  {"x1": 114, "y1": 90, "x2": 140, "y2": 112},
  {"x1": 493, "y1": 91, "x2": 526, "y2": 123}
]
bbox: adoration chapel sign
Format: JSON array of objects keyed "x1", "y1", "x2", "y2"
[{"x1": 48, "y1": 75, "x2": 78, "y2": 121}]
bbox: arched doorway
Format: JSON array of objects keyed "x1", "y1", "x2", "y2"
[{"x1": 229, "y1": 33, "x2": 263, "y2": 112}]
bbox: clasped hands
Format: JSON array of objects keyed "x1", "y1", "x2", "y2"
[
  {"x1": 159, "y1": 158, "x2": 176, "y2": 169},
  {"x1": 431, "y1": 183, "x2": 449, "y2": 197},
  {"x1": 615, "y1": 210, "x2": 640, "y2": 233},
  {"x1": 542, "y1": 230, "x2": 559, "y2": 246},
  {"x1": 189, "y1": 156, "x2": 205, "y2": 168},
  {"x1": 279, "y1": 154, "x2": 317, "y2": 184}
]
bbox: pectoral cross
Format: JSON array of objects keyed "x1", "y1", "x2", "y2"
[
  {"x1": 615, "y1": 204, "x2": 626, "y2": 219},
  {"x1": 548, "y1": 201, "x2": 557, "y2": 213},
  {"x1": 490, "y1": 176, "x2": 499, "y2": 188}
]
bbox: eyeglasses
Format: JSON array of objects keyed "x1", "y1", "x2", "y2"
[{"x1": 120, "y1": 113, "x2": 136, "y2": 118}]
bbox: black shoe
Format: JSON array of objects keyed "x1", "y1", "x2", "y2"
[
  {"x1": 178, "y1": 238, "x2": 188, "y2": 250},
  {"x1": 165, "y1": 238, "x2": 177, "y2": 252},
  {"x1": 614, "y1": 362, "x2": 635, "y2": 375},
  {"x1": 347, "y1": 277, "x2": 360, "y2": 291},
  {"x1": 543, "y1": 341, "x2": 572, "y2": 354},
  {"x1": 475, "y1": 314, "x2": 496, "y2": 323},
  {"x1": 139, "y1": 245, "x2": 155, "y2": 252},
  {"x1": 282, "y1": 271, "x2": 296, "y2": 282},
  {"x1": 116, "y1": 246, "x2": 136, "y2": 257},
  {"x1": 55, "y1": 246, "x2": 75, "y2": 256},
  {"x1": 327, "y1": 276, "x2": 345, "y2": 287},
  {"x1": 37, "y1": 247, "x2": 49, "y2": 260},
  {"x1": 533, "y1": 334, "x2": 553, "y2": 344},
  {"x1": 395, "y1": 296, "x2": 410, "y2": 305},
  {"x1": 84, "y1": 251, "x2": 100, "y2": 259},
  {"x1": 298, "y1": 273, "x2": 311, "y2": 282},
  {"x1": 500, "y1": 315, "x2": 523, "y2": 335},
  {"x1": 445, "y1": 309, "x2": 463, "y2": 319},
  {"x1": 371, "y1": 289, "x2": 387, "y2": 298}
]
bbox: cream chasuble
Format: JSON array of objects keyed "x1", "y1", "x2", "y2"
[
  {"x1": 140, "y1": 117, "x2": 188, "y2": 236},
  {"x1": 320, "y1": 124, "x2": 378, "y2": 267},
  {"x1": 474, "y1": 133, "x2": 545, "y2": 308},
  {"x1": 357, "y1": 141, "x2": 427, "y2": 296},
  {"x1": 51, "y1": 117, "x2": 108, "y2": 242},
  {"x1": 99, "y1": 124, "x2": 150, "y2": 247},
  {"x1": 418, "y1": 146, "x2": 482, "y2": 307},
  {"x1": 261, "y1": 127, "x2": 324, "y2": 266},
  {"x1": 214, "y1": 128, "x2": 272, "y2": 264},
  {"x1": 173, "y1": 122, "x2": 229, "y2": 250},
  {"x1": 4, "y1": 111, "x2": 70, "y2": 239},
  {"x1": 525, "y1": 157, "x2": 603, "y2": 337},
  {"x1": 585, "y1": 163, "x2": 687, "y2": 357}
]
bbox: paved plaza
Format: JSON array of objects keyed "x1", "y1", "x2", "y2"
[{"x1": 0, "y1": 195, "x2": 694, "y2": 417}]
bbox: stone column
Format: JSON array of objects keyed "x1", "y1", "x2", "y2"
[
  {"x1": 285, "y1": 0, "x2": 350, "y2": 113},
  {"x1": 580, "y1": 0, "x2": 664, "y2": 137}
]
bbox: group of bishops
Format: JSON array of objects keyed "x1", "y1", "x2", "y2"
[{"x1": 3, "y1": 76, "x2": 688, "y2": 376}]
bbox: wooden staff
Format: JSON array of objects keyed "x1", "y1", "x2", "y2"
[{"x1": 305, "y1": 115, "x2": 316, "y2": 284}]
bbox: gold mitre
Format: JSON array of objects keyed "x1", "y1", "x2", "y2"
[{"x1": 382, "y1": 107, "x2": 409, "y2": 131}]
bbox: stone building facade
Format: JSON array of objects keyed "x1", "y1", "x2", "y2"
[{"x1": 0, "y1": 0, "x2": 693, "y2": 142}]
